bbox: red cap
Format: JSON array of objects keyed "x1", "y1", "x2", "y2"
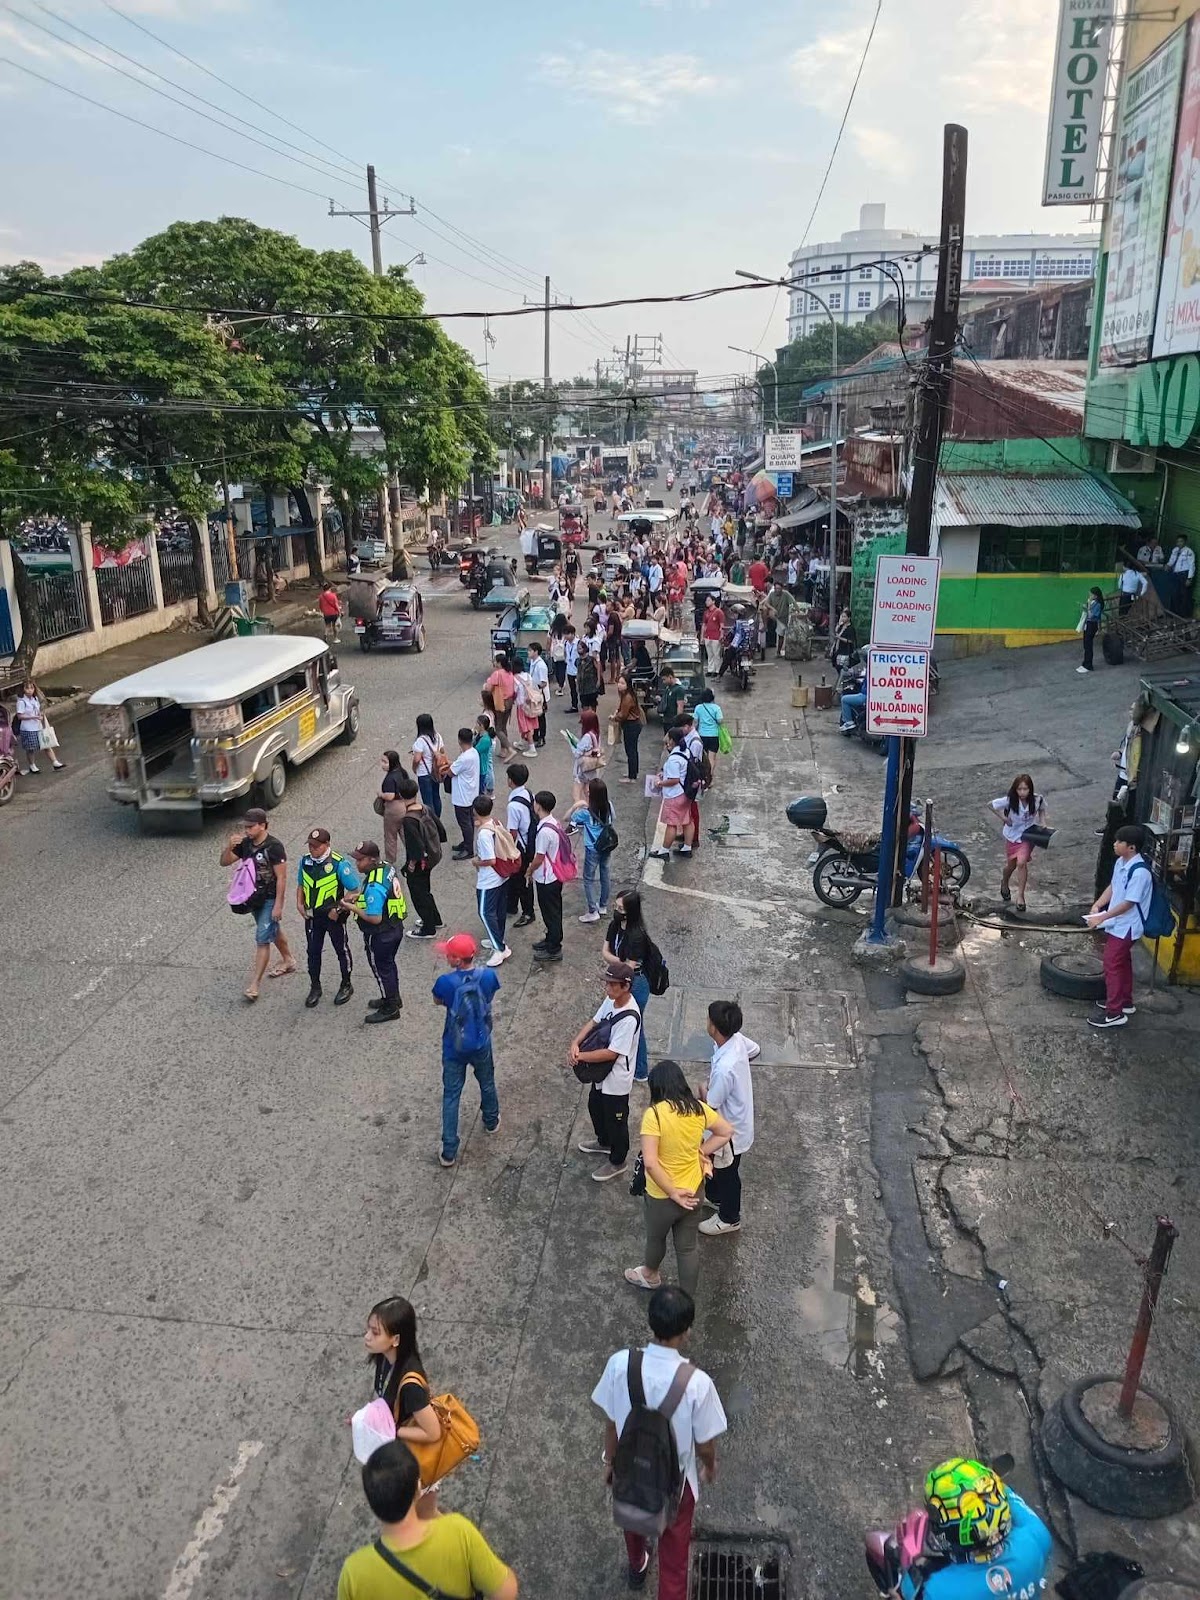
[{"x1": 436, "y1": 933, "x2": 478, "y2": 961}]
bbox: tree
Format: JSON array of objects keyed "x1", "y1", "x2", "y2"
[{"x1": 760, "y1": 323, "x2": 887, "y2": 426}]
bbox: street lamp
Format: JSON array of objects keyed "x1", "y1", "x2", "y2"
[
  {"x1": 401, "y1": 253, "x2": 426, "y2": 270},
  {"x1": 737, "y1": 268, "x2": 840, "y2": 655},
  {"x1": 727, "y1": 343, "x2": 779, "y2": 427}
]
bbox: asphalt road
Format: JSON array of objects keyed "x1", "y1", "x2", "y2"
[{"x1": 0, "y1": 505, "x2": 972, "y2": 1600}]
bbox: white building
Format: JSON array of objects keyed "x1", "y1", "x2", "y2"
[{"x1": 785, "y1": 203, "x2": 1099, "y2": 341}]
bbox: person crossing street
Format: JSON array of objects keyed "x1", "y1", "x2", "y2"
[
  {"x1": 341, "y1": 840, "x2": 406, "y2": 1023},
  {"x1": 296, "y1": 828, "x2": 359, "y2": 1009}
]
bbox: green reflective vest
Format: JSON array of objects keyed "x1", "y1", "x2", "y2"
[
  {"x1": 365, "y1": 863, "x2": 406, "y2": 923},
  {"x1": 301, "y1": 851, "x2": 345, "y2": 912}
]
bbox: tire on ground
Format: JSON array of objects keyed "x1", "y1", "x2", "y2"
[
  {"x1": 1040, "y1": 950, "x2": 1105, "y2": 1000},
  {"x1": 899, "y1": 955, "x2": 966, "y2": 995}
]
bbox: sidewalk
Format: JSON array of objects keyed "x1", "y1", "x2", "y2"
[{"x1": 803, "y1": 639, "x2": 1200, "y2": 1584}]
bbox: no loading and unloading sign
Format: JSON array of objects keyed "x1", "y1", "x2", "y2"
[{"x1": 866, "y1": 648, "x2": 931, "y2": 738}]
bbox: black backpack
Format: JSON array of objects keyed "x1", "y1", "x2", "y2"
[
  {"x1": 611, "y1": 1350, "x2": 695, "y2": 1537},
  {"x1": 644, "y1": 938, "x2": 670, "y2": 997},
  {"x1": 510, "y1": 792, "x2": 535, "y2": 862},
  {"x1": 683, "y1": 753, "x2": 707, "y2": 801},
  {"x1": 416, "y1": 808, "x2": 444, "y2": 868}
]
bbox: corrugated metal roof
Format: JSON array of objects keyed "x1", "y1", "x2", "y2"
[
  {"x1": 935, "y1": 471, "x2": 1140, "y2": 529},
  {"x1": 969, "y1": 360, "x2": 1088, "y2": 416}
]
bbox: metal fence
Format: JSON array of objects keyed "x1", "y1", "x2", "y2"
[
  {"x1": 158, "y1": 546, "x2": 199, "y2": 607},
  {"x1": 96, "y1": 559, "x2": 155, "y2": 626},
  {"x1": 23, "y1": 567, "x2": 91, "y2": 643},
  {"x1": 209, "y1": 530, "x2": 233, "y2": 590}
]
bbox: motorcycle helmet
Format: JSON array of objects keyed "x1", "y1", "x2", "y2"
[{"x1": 923, "y1": 1458, "x2": 1011, "y2": 1559}]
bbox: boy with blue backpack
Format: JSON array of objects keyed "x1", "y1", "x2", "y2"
[
  {"x1": 432, "y1": 933, "x2": 501, "y2": 1166},
  {"x1": 1086, "y1": 825, "x2": 1173, "y2": 1029}
]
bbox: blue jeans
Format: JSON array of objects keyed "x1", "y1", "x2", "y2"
[
  {"x1": 253, "y1": 899, "x2": 280, "y2": 947},
  {"x1": 583, "y1": 847, "x2": 611, "y2": 915},
  {"x1": 631, "y1": 971, "x2": 650, "y2": 1081},
  {"x1": 441, "y1": 1046, "x2": 499, "y2": 1159},
  {"x1": 840, "y1": 691, "x2": 866, "y2": 725},
  {"x1": 418, "y1": 773, "x2": 442, "y2": 817}
]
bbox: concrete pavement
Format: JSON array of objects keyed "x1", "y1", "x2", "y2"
[{"x1": 2, "y1": 512, "x2": 1198, "y2": 1598}]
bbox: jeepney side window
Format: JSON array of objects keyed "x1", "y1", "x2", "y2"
[
  {"x1": 241, "y1": 687, "x2": 275, "y2": 723},
  {"x1": 276, "y1": 671, "x2": 308, "y2": 704}
]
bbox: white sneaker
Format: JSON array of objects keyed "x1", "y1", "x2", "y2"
[
  {"x1": 597, "y1": 904, "x2": 609, "y2": 914},
  {"x1": 578, "y1": 911, "x2": 601, "y2": 923},
  {"x1": 1076, "y1": 666, "x2": 1090, "y2": 675},
  {"x1": 698, "y1": 1215, "x2": 741, "y2": 1237},
  {"x1": 486, "y1": 948, "x2": 508, "y2": 968}
]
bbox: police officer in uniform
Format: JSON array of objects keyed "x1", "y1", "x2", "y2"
[
  {"x1": 295, "y1": 827, "x2": 359, "y2": 1009},
  {"x1": 341, "y1": 840, "x2": 406, "y2": 1024}
]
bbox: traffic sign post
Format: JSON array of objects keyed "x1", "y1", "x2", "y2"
[
  {"x1": 764, "y1": 433, "x2": 803, "y2": 473},
  {"x1": 867, "y1": 648, "x2": 931, "y2": 738},
  {"x1": 773, "y1": 471, "x2": 794, "y2": 500}
]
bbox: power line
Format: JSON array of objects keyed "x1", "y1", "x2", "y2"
[{"x1": 0, "y1": 54, "x2": 339, "y2": 202}]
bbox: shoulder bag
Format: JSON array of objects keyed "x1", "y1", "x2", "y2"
[
  {"x1": 394, "y1": 1370, "x2": 481, "y2": 1489},
  {"x1": 572, "y1": 1006, "x2": 641, "y2": 1084},
  {"x1": 373, "y1": 1539, "x2": 483, "y2": 1600}
]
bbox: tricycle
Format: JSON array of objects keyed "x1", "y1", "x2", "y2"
[{"x1": 349, "y1": 578, "x2": 427, "y2": 653}]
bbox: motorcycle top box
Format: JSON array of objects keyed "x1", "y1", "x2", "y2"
[{"x1": 787, "y1": 795, "x2": 828, "y2": 831}]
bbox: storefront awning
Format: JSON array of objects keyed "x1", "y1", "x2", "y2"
[
  {"x1": 935, "y1": 472, "x2": 1140, "y2": 529},
  {"x1": 774, "y1": 498, "x2": 830, "y2": 531}
]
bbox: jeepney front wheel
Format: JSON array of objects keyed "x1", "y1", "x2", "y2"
[
  {"x1": 258, "y1": 754, "x2": 287, "y2": 809},
  {"x1": 340, "y1": 699, "x2": 361, "y2": 744}
]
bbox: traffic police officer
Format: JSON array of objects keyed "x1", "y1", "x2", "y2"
[
  {"x1": 341, "y1": 840, "x2": 406, "y2": 1024},
  {"x1": 296, "y1": 827, "x2": 359, "y2": 1009}
]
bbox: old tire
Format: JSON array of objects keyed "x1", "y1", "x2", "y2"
[
  {"x1": 340, "y1": 699, "x2": 360, "y2": 745},
  {"x1": 813, "y1": 851, "x2": 864, "y2": 907},
  {"x1": 1042, "y1": 1376, "x2": 1193, "y2": 1518},
  {"x1": 900, "y1": 954, "x2": 966, "y2": 995},
  {"x1": 1040, "y1": 950, "x2": 1105, "y2": 1001},
  {"x1": 258, "y1": 754, "x2": 287, "y2": 809}
]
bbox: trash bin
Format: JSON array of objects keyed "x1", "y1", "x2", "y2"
[{"x1": 234, "y1": 616, "x2": 254, "y2": 637}]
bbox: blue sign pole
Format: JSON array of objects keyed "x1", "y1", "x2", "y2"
[{"x1": 868, "y1": 737, "x2": 902, "y2": 942}]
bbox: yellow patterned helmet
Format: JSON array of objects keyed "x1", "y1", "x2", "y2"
[{"x1": 924, "y1": 1458, "x2": 1012, "y2": 1559}]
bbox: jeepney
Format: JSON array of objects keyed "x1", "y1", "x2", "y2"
[{"x1": 89, "y1": 635, "x2": 359, "y2": 826}]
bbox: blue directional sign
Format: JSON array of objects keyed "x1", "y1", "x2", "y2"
[{"x1": 774, "y1": 471, "x2": 794, "y2": 500}]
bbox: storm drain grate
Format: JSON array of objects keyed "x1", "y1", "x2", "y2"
[{"x1": 689, "y1": 1539, "x2": 788, "y2": 1599}]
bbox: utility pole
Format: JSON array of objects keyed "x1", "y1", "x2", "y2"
[
  {"x1": 875, "y1": 124, "x2": 968, "y2": 931},
  {"x1": 542, "y1": 275, "x2": 552, "y2": 511},
  {"x1": 330, "y1": 166, "x2": 416, "y2": 570}
]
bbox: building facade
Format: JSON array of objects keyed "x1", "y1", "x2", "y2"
[{"x1": 785, "y1": 203, "x2": 1099, "y2": 341}]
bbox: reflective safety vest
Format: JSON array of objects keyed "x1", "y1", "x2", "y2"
[
  {"x1": 300, "y1": 851, "x2": 345, "y2": 912},
  {"x1": 365, "y1": 863, "x2": 407, "y2": 924}
]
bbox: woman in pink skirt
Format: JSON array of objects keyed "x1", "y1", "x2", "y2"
[{"x1": 648, "y1": 728, "x2": 695, "y2": 859}]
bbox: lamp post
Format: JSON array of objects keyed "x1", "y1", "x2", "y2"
[
  {"x1": 727, "y1": 344, "x2": 779, "y2": 428},
  {"x1": 736, "y1": 270, "x2": 839, "y2": 656}
]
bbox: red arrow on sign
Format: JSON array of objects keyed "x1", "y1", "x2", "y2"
[{"x1": 873, "y1": 714, "x2": 922, "y2": 727}]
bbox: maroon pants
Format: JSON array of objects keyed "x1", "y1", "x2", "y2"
[
  {"x1": 623, "y1": 1484, "x2": 695, "y2": 1600},
  {"x1": 1102, "y1": 932, "x2": 1134, "y2": 1016}
]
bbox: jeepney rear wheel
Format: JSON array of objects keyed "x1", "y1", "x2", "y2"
[
  {"x1": 258, "y1": 754, "x2": 287, "y2": 809},
  {"x1": 340, "y1": 699, "x2": 361, "y2": 744}
]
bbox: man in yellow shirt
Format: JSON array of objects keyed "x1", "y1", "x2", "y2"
[{"x1": 337, "y1": 1441, "x2": 517, "y2": 1600}]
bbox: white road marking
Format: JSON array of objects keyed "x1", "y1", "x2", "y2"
[
  {"x1": 70, "y1": 967, "x2": 111, "y2": 1002},
  {"x1": 162, "y1": 1439, "x2": 263, "y2": 1600}
]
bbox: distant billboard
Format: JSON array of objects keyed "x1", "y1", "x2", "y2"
[
  {"x1": 1043, "y1": 0, "x2": 1112, "y2": 205},
  {"x1": 1099, "y1": 28, "x2": 1186, "y2": 365},
  {"x1": 1155, "y1": 22, "x2": 1200, "y2": 356}
]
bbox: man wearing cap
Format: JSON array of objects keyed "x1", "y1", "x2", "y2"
[
  {"x1": 570, "y1": 961, "x2": 642, "y2": 1182},
  {"x1": 219, "y1": 806, "x2": 296, "y2": 1002},
  {"x1": 432, "y1": 933, "x2": 502, "y2": 1167},
  {"x1": 339, "y1": 840, "x2": 406, "y2": 1024},
  {"x1": 295, "y1": 828, "x2": 359, "y2": 1009}
]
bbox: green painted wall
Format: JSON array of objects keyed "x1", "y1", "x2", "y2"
[
  {"x1": 941, "y1": 436, "x2": 1092, "y2": 472},
  {"x1": 850, "y1": 531, "x2": 905, "y2": 636},
  {"x1": 936, "y1": 572, "x2": 1106, "y2": 634}
]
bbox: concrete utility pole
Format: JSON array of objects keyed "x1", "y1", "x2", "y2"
[
  {"x1": 542, "y1": 275, "x2": 553, "y2": 511},
  {"x1": 329, "y1": 166, "x2": 416, "y2": 567}
]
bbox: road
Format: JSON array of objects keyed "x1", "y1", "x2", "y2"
[{"x1": 12, "y1": 501, "x2": 1197, "y2": 1598}]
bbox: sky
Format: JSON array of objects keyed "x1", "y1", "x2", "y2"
[{"x1": 0, "y1": 0, "x2": 1100, "y2": 393}]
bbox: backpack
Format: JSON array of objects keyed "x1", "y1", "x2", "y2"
[
  {"x1": 578, "y1": 653, "x2": 600, "y2": 697},
  {"x1": 227, "y1": 855, "x2": 259, "y2": 915},
  {"x1": 644, "y1": 938, "x2": 670, "y2": 997},
  {"x1": 489, "y1": 822, "x2": 525, "y2": 879},
  {"x1": 610, "y1": 1350, "x2": 695, "y2": 1538},
  {"x1": 509, "y1": 793, "x2": 535, "y2": 861},
  {"x1": 572, "y1": 1005, "x2": 642, "y2": 1084},
  {"x1": 415, "y1": 808, "x2": 443, "y2": 869},
  {"x1": 1128, "y1": 859, "x2": 1177, "y2": 939},
  {"x1": 431, "y1": 742, "x2": 452, "y2": 782},
  {"x1": 683, "y1": 753, "x2": 707, "y2": 801},
  {"x1": 448, "y1": 968, "x2": 492, "y2": 1056},
  {"x1": 595, "y1": 820, "x2": 619, "y2": 857},
  {"x1": 520, "y1": 673, "x2": 545, "y2": 717},
  {"x1": 544, "y1": 819, "x2": 579, "y2": 882}
]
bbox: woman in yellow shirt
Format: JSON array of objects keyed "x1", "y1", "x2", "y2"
[{"x1": 624, "y1": 1059, "x2": 733, "y2": 1297}]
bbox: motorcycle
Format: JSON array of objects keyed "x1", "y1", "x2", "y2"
[
  {"x1": 786, "y1": 794, "x2": 971, "y2": 909},
  {"x1": 836, "y1": 659, "x2": 886, "y2": 754}
]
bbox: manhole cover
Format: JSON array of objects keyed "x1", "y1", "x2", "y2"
[{"x1": 690, "y1": 1539, "x2": 788, "y2": 1598}]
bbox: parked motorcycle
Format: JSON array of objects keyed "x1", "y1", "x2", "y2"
[
  {"x1": 836, "y1": 656, "x2": 886, "y2": 754},
  {"x1": 786, "y1": 794, "x2": 971, "y2": 908}
]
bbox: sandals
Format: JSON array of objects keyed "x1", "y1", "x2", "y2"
[
  {"x1": 624, "y1": 1267, "x2": 661, "y2": 1291},
  {"x1": 999, "y1": 885, "x2": 1011, "y2": 902},
  {"x1": 268, "y1": 962, "x2": 297, "y2": 978}
]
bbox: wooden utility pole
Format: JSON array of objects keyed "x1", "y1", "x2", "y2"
[{"x1": 890, "y1": 123, "x2": 967, "y2": 908}]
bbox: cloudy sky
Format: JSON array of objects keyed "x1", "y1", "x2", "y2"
[{"x1": 0, "y1": 0, "x2": 1099, "y2": 388}]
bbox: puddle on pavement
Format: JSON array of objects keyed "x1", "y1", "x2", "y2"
[{"x1": 794, "y1": 1217, "x2": 899, "y2": 1377}]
